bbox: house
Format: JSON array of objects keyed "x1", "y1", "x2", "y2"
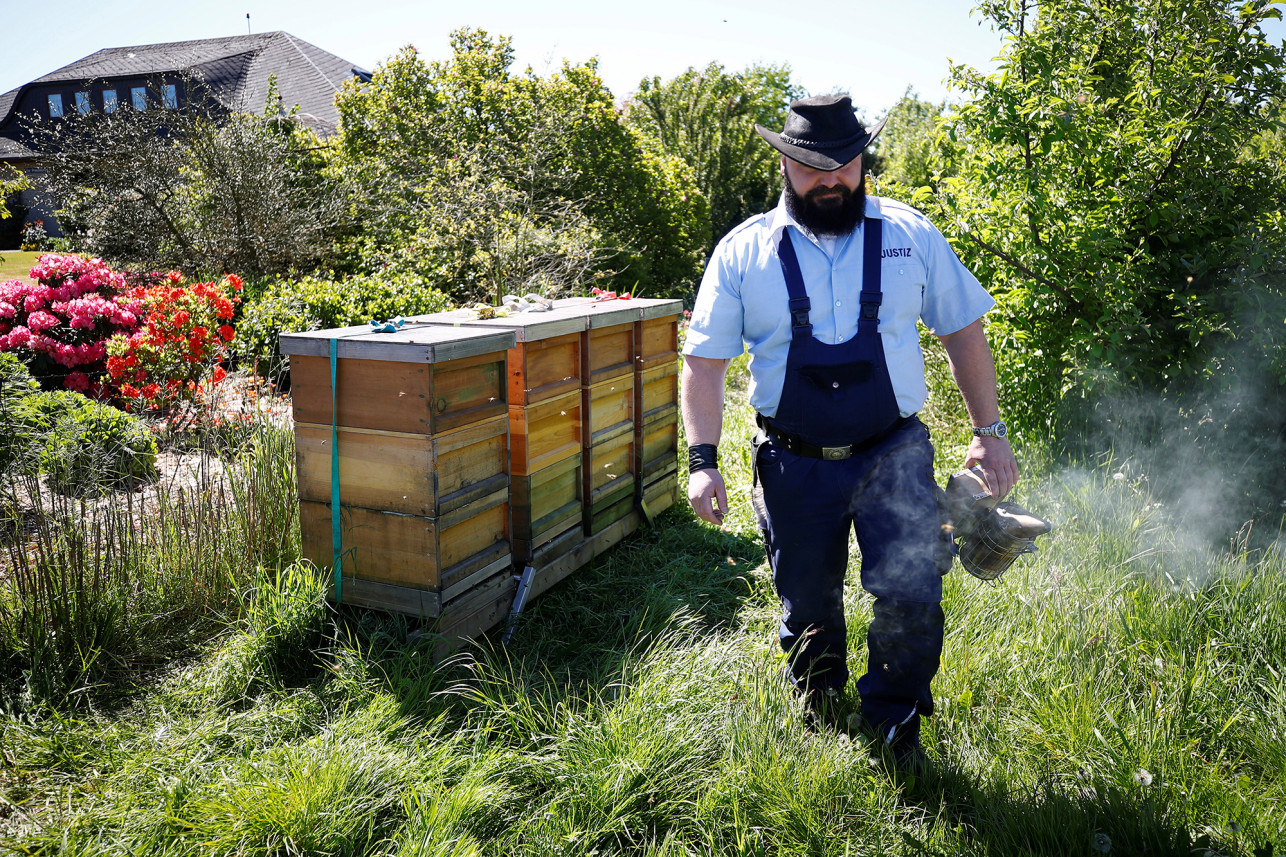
[{"x1": 0, "y1": 31, "x2": 370, "y2": 249}]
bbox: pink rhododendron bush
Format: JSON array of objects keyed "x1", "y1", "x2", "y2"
[
  {"x1": 0, "y1": 254, "x2": 140, "y2": 395},
  {"x1": 0, "y1": 255, "x2": 240, "y2": 416}
]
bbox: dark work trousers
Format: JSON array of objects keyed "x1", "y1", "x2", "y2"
[{"x1": 752, "y1": 417, "x2": 952, "y2": 747}]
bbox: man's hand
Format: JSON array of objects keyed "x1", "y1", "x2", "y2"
[
  {"x1": 688, "y1": 467, "x2": 729, "y2": 526},
  {"x1": 964, "y1": 436, "x2": 1018, "y2": 499}
]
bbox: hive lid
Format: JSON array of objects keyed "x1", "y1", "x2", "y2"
[
  {"x1": 412, "y1": 306, "x2": 591, "y2": 341},
  {"x1": 278, "y1": 322, "x2": 516, "y2": 363},
  {"x1": 630, "y1": 298, "x2": 686, "y2": 321},
  {"x1": 551, "y1": 297, "x2": 641, "y2": 329}
]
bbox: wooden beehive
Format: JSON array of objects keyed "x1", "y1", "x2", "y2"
[{"x1": 280, "y1": 322, "x2": 517, "y2": 620}]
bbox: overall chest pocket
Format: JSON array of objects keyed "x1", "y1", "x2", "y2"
[{"x1": 800, "y1": 362, "x2": 873, "y2": 390}]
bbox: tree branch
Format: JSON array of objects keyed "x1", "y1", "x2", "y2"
[{"x1": 964, "y1": 233, "x2": 1084, "y2": 312}]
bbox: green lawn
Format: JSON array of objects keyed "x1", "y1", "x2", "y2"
[
  {"x1": 1, "y1": 368, "x2": 1283, "y2": 856},
  {"x1": 0, "y1": 250, "x2": 40, "y2": 283}
]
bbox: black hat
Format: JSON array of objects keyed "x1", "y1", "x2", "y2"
[{"x1": 755, "y1": 94, "x2": 887, "y2": 172}]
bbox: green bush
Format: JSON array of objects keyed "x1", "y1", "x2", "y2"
[
  {"x1": 236, "y1": 273, "x2": 451, "y2": 380},
  {"x1": 28, "y1": 392, "x2": 158, "y2": 495}
]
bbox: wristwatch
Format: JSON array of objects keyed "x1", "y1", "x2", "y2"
[{"x1": 972, "y1": 420, "x2": 1007, "y2": 438}]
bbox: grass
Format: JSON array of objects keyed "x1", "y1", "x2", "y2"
[
  {"x1": 0, "y1": 252, "x2": 40, "y2": 285},
  {"x1": 0, "y1": 364, "x2": 1283, "y2": 856}
]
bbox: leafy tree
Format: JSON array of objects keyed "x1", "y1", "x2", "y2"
[
  {"x1": 624, "y1": 62, "x2": 803, "y2": 253},
  {"x1": 0, "y1": 167, "x2": 29, "y2": 225},
  {"x1": 29, "y1": 76, "x2": 348, "y2": 278},
  {"x1": 935, "y1": 0, "x2": 1286, "y2": 534},
  {"x1": 865, "y1": 88, "x2": 947, "y2": 191},
  {"x1": 332, "y1": 31, "x2": 708, "y2": 303}
]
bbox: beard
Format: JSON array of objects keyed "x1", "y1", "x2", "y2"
[{"x1": 783, "y1": 172, "x2": 867, "y2": 236}]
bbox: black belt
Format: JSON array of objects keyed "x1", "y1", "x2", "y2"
[{"x1": 755, "y1": 414, "x2": 911, "y2": 460}]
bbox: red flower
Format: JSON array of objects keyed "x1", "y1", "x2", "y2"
[{"x1": 218, "y1": 324, "x2": 235, "y2": 342}]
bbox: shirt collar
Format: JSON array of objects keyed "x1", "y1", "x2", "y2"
[{"x1": 768, "y1": 193, "x2": 884, "y2": 244}]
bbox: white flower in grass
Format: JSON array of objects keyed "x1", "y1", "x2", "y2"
[
  {"x1": 1134, "y1": 768, "x2": 1154, "y2": 786},
  {"x1": 1092, "y1": 832, "x2": 1112, "y2": 853}
]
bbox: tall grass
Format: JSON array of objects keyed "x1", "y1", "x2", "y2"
[
  {"x1": 0, "y1": 419, "x2": 301, "y2": 710},
  {"x1": 1, "y1": 363, "x2": 1283, "y2": 855}
]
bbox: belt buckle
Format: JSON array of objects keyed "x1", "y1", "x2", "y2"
[{"x1": 821, "y1": 445, "x2": 852, "y2": 461}]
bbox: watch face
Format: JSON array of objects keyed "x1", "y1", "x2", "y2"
[{"x1": 995, "y1": 422, "x2": 1007, "y2": 438}]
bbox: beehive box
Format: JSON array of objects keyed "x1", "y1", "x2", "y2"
[
  {"x1": 629, "y1": 299, "x2": 684, "y2": 515},
  {"x1": 511, "y1": 451, "x2": 583, "y2": 560},
  {"x1": 287, "y1": 323, "x2": 511, "y2": 434},
  {"x1": 418, "y1": 307, "x2": 588, "y2": 405},
  {"x1": 281, "y1": 322, "x2": 517, "y2": 620},
  {"x1": 410, "y1": 307, "x2": 594, "y2": 557}
]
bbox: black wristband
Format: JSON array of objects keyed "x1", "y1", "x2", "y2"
[{"x1": 687, "y1": 443, "x2": 719, "y2": 475}]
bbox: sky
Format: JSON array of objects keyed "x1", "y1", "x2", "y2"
[
  {"x1": 1, "y1": 0, "x2": 1019, "y2": 118},
  {"x1": 4, "y1": 1, "x2": 1283, "y2": 120}
]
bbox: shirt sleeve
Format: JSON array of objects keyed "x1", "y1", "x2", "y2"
[
  {"x1": 917, "y1": 219, "x2": 995, "y2": 335},
  {"x1": 682, "y1": 241, "x2": 749, "y2": 359}
]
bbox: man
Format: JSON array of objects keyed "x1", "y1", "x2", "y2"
[{"x1": 681, "y1": 94, "x2": 1018, "y2": 762}]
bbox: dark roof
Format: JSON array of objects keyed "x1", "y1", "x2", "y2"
[{"x1": 0, "y1": 31, "x2": 367, "y2": 140}]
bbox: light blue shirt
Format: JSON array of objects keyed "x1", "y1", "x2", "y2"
[{"x1": 683, "y1": 195, "x2": 995, "y2": 418}]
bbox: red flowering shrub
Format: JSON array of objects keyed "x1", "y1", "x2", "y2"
[
  {"x1": 106, "y1": 272, "x2": 242, "y2": 413},
  {"x1": 0, "y1": 254, "x2": 142, "y2": 394}
]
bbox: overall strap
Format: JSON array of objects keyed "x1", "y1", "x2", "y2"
[
  {"x1": 859, "y1": 215, "x2": 883, "y2": 334},
  {"x1": 773, "y1": 229, "x2": 812, "y2": 340}
]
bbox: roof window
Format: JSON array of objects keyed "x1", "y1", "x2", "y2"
[
  {"x1": 132, "y1": 87, "x2": 147, "y2": 111},
  {"x1": 103, "y1": 89, "x2": 118, "y2": 113},
  {"x1": 163, "y1": 84, "x2": 178, "y2": 109},
  {"x1": 48, "y1": 93, "x2": 64, "y2": 118},
  {"x1": 75, "y1": 92, "x2": 91, "y2": 115}
]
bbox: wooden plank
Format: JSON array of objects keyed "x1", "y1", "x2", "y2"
[
  {"x1": 511, "y1": 452, "x2": 583, "y2": 546},
  {"x1": 428, "y1": 350, "x2": 512, "y2": 434},
  {"x1": 332, "y1": 577, "x2": 442, "y2": 618},
  {"x1": 636, "y1": 312, "x2": 681, "y2": 371},
  {"x1": 440, "y1": 548, "x2": 513, "y2": 603},
  {"x1": 584, "y1": 374, "x2": 635, "y2": 444},
  {"x1": 433, "y1": 569, "x2": 519, "y2": 659},
  {"x1": 641, "y1": 468, "x2": 680, "y2": 519},
  {"x1": 280, "y1": 324, "x2": 514, "y2": 363},
  {"x1": 508, "y1": 333, "x2": 582, "y2": 405},
  {"x1": 585, "y1": 426, "x2": 636, "y2": 507},
  {"x1": 639, "y1": 412, "x2": 679, "y2": 483},
  {"x1": 291, "y1": 352, "x2": 506, "y2": 435},
  {"x1": 630, "y1": 298, "x2": 685, "y2": 322},
  {"x1": 588, "y1": 488, "x2": 636, "y2": 534},
  {"x1": 295, "y1": 416, "x2": 508, "y2": 517},
  {"x1": 508, "y1": 389, "x2": 582, "y2": 477},
  {"x1": 584, "y1": 322, "x2": 636, "y2": 385},
  {"x1": 299, "y1": 488, "x2": 509, "y2": 591},
  {"x1": 417, "y1": 306, "x2": 590, "y2": 342},
  {"x1": 637, "y1": 359, "x2": 680, "y2": 423}
]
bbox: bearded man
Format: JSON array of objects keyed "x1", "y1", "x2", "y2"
[{"x1": 681, "y1": 94, "x2": 1018, "y2": 764}]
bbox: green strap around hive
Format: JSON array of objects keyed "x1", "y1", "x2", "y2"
[{"x1": 330, "y1": 337, "x2": 342, "y2": 603}]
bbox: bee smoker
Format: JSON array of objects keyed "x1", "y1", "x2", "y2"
[{"x1": 944, "y1": 466, "x2": 1052, "y2": 581}]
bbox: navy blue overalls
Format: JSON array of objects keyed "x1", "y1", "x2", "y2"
[{"x1": 751, "y1": 218, "x2": 952, "y2": 747}]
